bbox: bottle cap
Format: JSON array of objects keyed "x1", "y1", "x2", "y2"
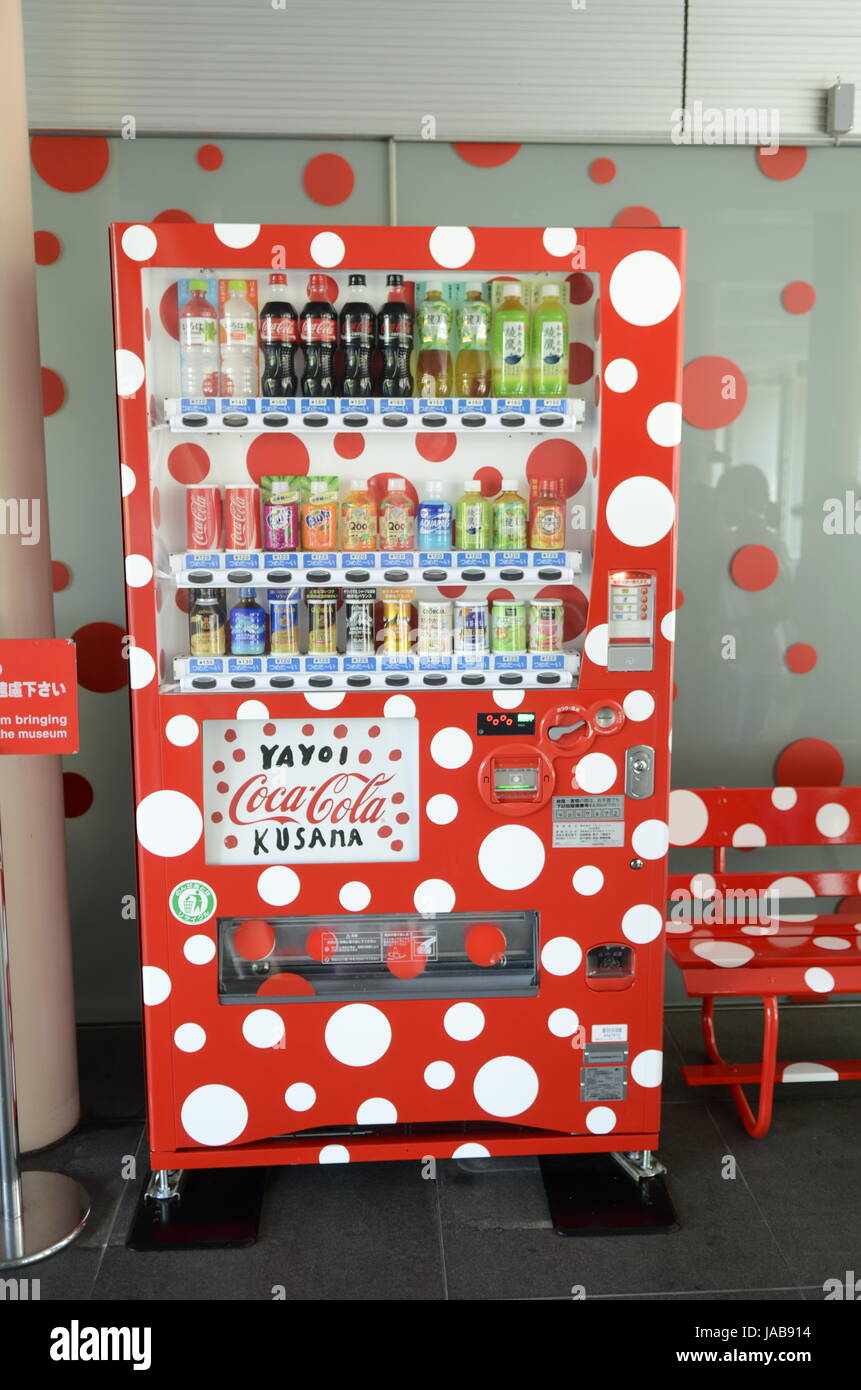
[
  {"x1": 196, "y1": 586, "x2": 217, "y2": 599},
  {"x1": 466, "y1": 281, "x2": 485, "y2": 294},
  {"x1": 269, "y1": 273, "x2": 287, "y2": 286},
  {"x1": 349, "y1": 479, "x2": 366, "y2": 491},
  {"x1": 386, "y1": 273, "x2": 404, "y2": 286},
  {"x1": 310, "y1": 479, "x2": 328, "y2": 495},
  {"x1": 425, "y1": 280, "x2": 444, "y2": 293},
  {"x1": 501, "y1": 478, "x2": 518, "y2": 490},
  {"x1": 270, "y1": 478, "x2": 295, "y2": 497},
  {"x1": 388, "y1": 477, "x2": 405, "y2": 489},
  {"x1": 238, "y1": 587, "x2": 256, "y2": 599},
  {"x1": 500, "y1": 279, "x2": 521, "y2": 293},
  {"x1": 227, "y1": 280, "x2": 247, "y2": 293},
  {"x1": 348, "y1": 274, "x2": 366, "y2": 287},
  {"x1": 307, "y1": 274, "x2": 332, "y2": 299},
  {"x1": 189, "y1": 278, "x2": 209, "y2": 291},
  {"x1": 423, "y1": 480, "x2": 443, "y2": 495},
  {"x1": 464, "y1": 481, "x2": 481, "y2": 492},
  {"x1": 541, "y1": 282, "x2": 561, "y2": 298}
]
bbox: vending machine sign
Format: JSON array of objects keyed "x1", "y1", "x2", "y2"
[{"x1": 202, "y1": 716, "x2": 420, "y2": 864}]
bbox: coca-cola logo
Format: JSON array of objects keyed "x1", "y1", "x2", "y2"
[{"x1": 229, "y1": 770, "x2": 393, "y2": 827}]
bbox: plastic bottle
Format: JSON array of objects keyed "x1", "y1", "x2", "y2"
[
  {"x1": 341, "y1": 479, "x2": 377, "y2": 552},
  {"x1": 416, "y1": 282, "x2": 452, "y2": 397},
  {"x1": 491, "y1": 280, "x2": 530, "y2": 397},
  {"x1": 531, "y1": 283, "x2": 569, "y2": 397},
  {"x1": 259, "y1": 273, "x2": 298, "y2": 396},
  {"x1": 378, "y1": 274, "x2": 414, "y2": 397},
  {"x1": 454, "y1": 282, "x2": 491, "y2": 396},
  {"x1": 529, "y1": 478, "x2": 566, "y2": 550},
  {"x1": 301, "y1": 480, "x2": 339, "y2": 551},
  {"x1": 229, "y1": 588, "x2": 267, "y2": 656},
  {"x1": 417, "y1": 481, "x2": 453, "y2": 550},
  {"x1": 180, "y1": 280, "x2": 219, "y2": 397},
  {"x1": 493, "y1": 479, "x2": 528, "y2": 550},
  {"x1": 340, "y1": 274, "x2": 376, "y2": 396},
  {"x1": 379, "y1": 478, "x2": 416, "y2": 551},
  {"x1": 456, "y1": 481, "x2": 490, "y2": 551},
  {"x1": 189, "y1": 588, "x2": 227, "y2": 655},
  {"x1": 219, "y1": 280, "x2": 259, "y2": 397},
  {"x1": 300, "y1": 275, "x2": 338, "y2": 396}
]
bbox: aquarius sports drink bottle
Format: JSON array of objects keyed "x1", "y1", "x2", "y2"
[
  {"x1": 229, "y1": 589, "x2": 267, "y2": 655},
  {"x1": 340, "y1": 274, "x2": 376, "y2": 396},
  {"x1": 456, "y1": 481, "x2": 490, "y2": 550},
  {"x1": 301, "y1": 275, "x2": 338, "y2": 395},
  {"x1": 531, "y1": 283, "x2": 569, "y2": 397},
  {"x1": 259, "y1": 273, "x2": 298, "y2": 396},
  {"x1": 379, "y1": 274, "x2": 414, "y2": 397},
  {"x1": 454, "y1": 282, "x2": 491, "y2": 396},
  {"x1": 492, "y1": 280, "x2": 530, "y2": 396},
  {"x1": 180, "y1": 280, "x2": 219, "y2": 396},
  {"x1": 416, "y1": 282, "x2": 452, "y2": 397},
  {"x1": 219, "y1": 281, "x2": 259, "y2": 396},
  {"x1": 417, "y1": 481, "x2": 453, "y2": 549}
]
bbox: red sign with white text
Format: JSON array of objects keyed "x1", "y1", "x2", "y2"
[{"x1": 0, "y1": 639, "x2": 79, "y2": 755}]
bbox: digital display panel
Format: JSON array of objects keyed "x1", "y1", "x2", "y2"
[{"x1": 477, "y1": 711, "x2": 537, "y2": 736}]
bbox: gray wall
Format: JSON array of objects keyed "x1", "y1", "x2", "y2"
[{"x1": 30, "y1": 136, "x2": 860, "y2": 1018}]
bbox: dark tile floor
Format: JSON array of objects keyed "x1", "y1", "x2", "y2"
[{"x1": 18, "y1": 1003, "x2": 861, "y2": 1300}]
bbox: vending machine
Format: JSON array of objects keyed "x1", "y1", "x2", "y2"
[{"x1": 110, "y1": 222, "x2": 684, "y2": 1234}]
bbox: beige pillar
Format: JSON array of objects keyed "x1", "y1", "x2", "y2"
[{"x1": 0, "y1": 1, "x2": 79, "y2": 1149}]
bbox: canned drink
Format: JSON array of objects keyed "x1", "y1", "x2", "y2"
[
  {"x1": 528, "y1": 599, "x2": 564, "y2": 653},
  {"x1": 263, "y1": 481, "x2": 300, "y2": 551},
  {"x1": 186, "y1": 486, "x2": 222, "y2": 551},
  {"x1": 491, "y1": 600, "x2": 527, "y2": 653},
  {"x1": 225, "y1": 484, "x2": 261, "y2": 550},
  {"x1": 417, "y1": 600, "x2": 453, "y2": 656},
  {"x1": 454, "y1": 599, "x2": 489, "y2": 655},
  {"x1": 345, "y1": 590, "x2": 376, "y2": 656},
  {"x1": 381, "y1": 589, "x2": 413, "y2": 655},
  {"x1": 306, "y1": 588, "x2": 338, "y2": 655},
  {"x1": 268, "y1": 588, "x2": 301, "y2": 655}
]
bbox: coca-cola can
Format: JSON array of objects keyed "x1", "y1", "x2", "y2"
[
  {"x1": 224, "y1": 484, "x2": 261, "y2": 550},
  {"x1": 186, "y1": 486, "x2": 223, "y2": 551}
]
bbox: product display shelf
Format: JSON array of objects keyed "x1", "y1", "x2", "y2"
[
  {"x1": 162, "y1": 395, "x2": 587, "y2": 434},
  {"x1": 169, "y1": 548, "x2": 584, "y2": 589}
]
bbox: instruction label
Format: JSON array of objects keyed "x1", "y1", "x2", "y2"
[{"x1": 552, "y1": 795, "x2": 624, "y2": 849}]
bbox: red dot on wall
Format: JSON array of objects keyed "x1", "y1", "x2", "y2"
[
  {"x1": 472, "y1": 466, "x2": 502, "y2": 499},
  {"x1": 537, "y1": 584, "x2": 589, "y2": 640},
  {"x1": 159, "y1": 282, "x2": 179, "y2": 340},
  {"x1": 781, "y1": 281, "x2": 816, "y2": 314},
  {"x1": 415, "y1": 432, "x2": 457, "y2": 463},
  {"x1": 246, "y1": 433, "x2": 310, "y2": 484},
  {"x1": 41, "y1": 368, "x2": 65, "y2": 416},
  {"x1": 675, "y1": 587, "x2": 685, "y2": 609},
  {"x1": 526, "y1": 438, "x2": 587, "y2": 499},
  {"x1": 168, "y1": 442, "x2": 211, "y2": 484},
  {"x1": 730, "y1": 544, "x2": 779, "y2": 591},
  {"x1": 682, "y1": 356, "x2": 748, "y2": 429},
  {"x1": 775, "y1": 737, "x2": 843, "y2": 787},
  {"x1": 452, "y1": 143, "x2": 521, "y2": 167},
  {"x1": 594, "y1": 297, "x2": 601, "y2": 340},
  {"x1": 757, "y1": 146, "x2": 807, "y2": 181},
  {"x1": 589, "y1": 157, "x2": 616, "y2": 184},
  {"x1": 63, "y1": 772, "x2": 93, "y2": 818},
  {"x1": 303, "y1": 154, "x2": 355, "y2": 206},
  {"x1": 175, "y1": 589, "x2": 191, "y2": 615},
  {"x1": 257, "y1": 973, "x2": 316, "y2": 997},
  {"x1": 72, "y1": 622, "x2": 128, "y2": 693},
  {"x1": 153, "y1": 208, "x2": 196, "y2": 224},
  {"x1": 567, "y1": 272, "x2": 594, "y2": 305},
  {"x1": 31, "y1": 136, "x2": 109, "y2": 192},
  {"x1": 52, "y1": 561, "x2": 71, "y2": 592},
  {"x1": 612, "y1": 206, "x2": 662, "y2": 228},
  {"x1": 197, "y1": 144, "x2": 223, "y2": 171},
  {"x1": 151, "y1": 488, "x2": 161, "y2": 529},
  {"x1": 333, "y1": 432, "x2": 365, "y2": 460},
  {"x1": 785, "y1": 642, "x2": 817, "y2": 674},
  {"x1": 569, "y1": 342, "x2": 594, "y2": 385},
  {"x1": 438, "y1": 586, "x2": 467, "y2": 598},
  {"x1": 34, "y1": 231, "x2": 62, "y2": 265}
]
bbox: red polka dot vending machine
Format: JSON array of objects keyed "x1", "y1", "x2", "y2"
[{"x1": 109, "y1": 222, "x2": 684, "y2": 1242}]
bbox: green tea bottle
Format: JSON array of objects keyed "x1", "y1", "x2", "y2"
[
  {"x1": 531, "y1": 283, "x2": 569, "y2": 397},
  {"x1": 493, "y1": 479, "x2": 528, "y2": 550},
  {"x1": 491, "y1": 280, "x2": 530, "y2": 396},
  {"x1": 456, "y1": 481, "x2": 490, "y2": 551}
]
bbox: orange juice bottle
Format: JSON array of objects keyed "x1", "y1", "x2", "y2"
[
  {"x1": 341, "y1": 479, "x2": 377, "y2": 552},
  {"x1": 529, "y1": 478, "x2": 565, "y2": 550},
  {"x1": 301, "y1": 479, "x2": 338, "y2": 550}
]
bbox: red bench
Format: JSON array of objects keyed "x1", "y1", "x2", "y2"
[{"x1": 666, "y1": 786, "x2": 861, "y2": 1136}]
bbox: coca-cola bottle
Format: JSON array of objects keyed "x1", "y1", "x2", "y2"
[
  {"x1": 340, "y1": 274, "x2": 376, "y2": 396},
  {"x1": 259, "y1": 273, "x2": 298, "y2": 396},
  {"x1": 379, "y1": 274, "x2": 414, "y2": 397},
  {"x1": 300, "y1": 275, "x2": 338, "y2": 396}
]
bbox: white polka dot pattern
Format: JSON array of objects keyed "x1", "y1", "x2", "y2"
[
  {"x1": 669, "y1": 790, "x2": 709, "y2": 846},
  {"x1": 325, "y1": 1004, "x2": 391, "y2": 1066},
  {"x1": 429, "y1": 225, "x2": 475, "y2": 268},
  {"x1": 444, "y1": 1002, "x2": 485, "y2": 1041},
  {"x1": 478, "y1": 825, "x2": 545, "y2": 889},
  {"x1": 609, "y1": 250, "x2": 681, "y2": 326},
  {"x1": 136, "y1": 791, "x2": 202, "y2": 857},
  {"x1": 473, "y1": 1056, "x2": 539, "y2": 1117},
  {"x1": 605, "y1": 477, "x2": 675, "y2": 548},
  {"x1": 181, "y1": 1084, "x2": 248, "y2": 1146}
]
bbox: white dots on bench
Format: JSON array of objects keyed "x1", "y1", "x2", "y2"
[
  {"x1": 669, "y1": 790, "x2": 709, "y2": 846},
  {"x1": 691, "y1": 940, "x2": 755, "y2": 968},
  {"x1": 690, "y1": 872, "x2": 716, "y2": 899},
  {"x1": 804, "y1": 967, "x2": 835, "y2": 993},
  {"x1": 812, "y1": 936, "x2": 852, "y2": 951},
  {"x1": 771, "y1": 786, "x2": 797, "y2": 810},
  {"x1": 782, "y1": 1062, "x2": 839, "y2": 1083},
  {"x1": 766, "y1": 876, "x2": 818, "y2": 922},
  {"x1": 732, "y1": 822, "x2": 766, "y2": 848},
  {"x1": 815, "y1": 803, "x2": 850, "y2": 838}
]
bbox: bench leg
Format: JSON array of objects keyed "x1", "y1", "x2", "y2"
[{"x1": 698, "y1": 996, "x2": 780, "y2": 1138}]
